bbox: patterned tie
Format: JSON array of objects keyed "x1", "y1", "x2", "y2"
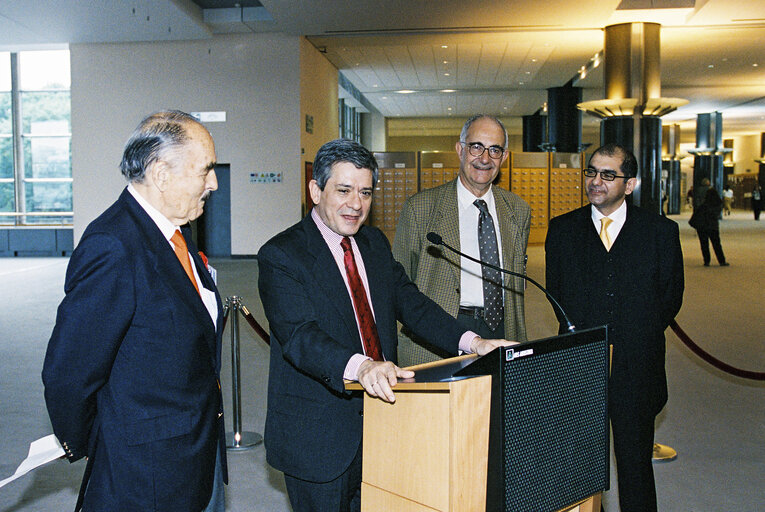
[
  {"x1": 341, "y1": 237, "x2": 383, "y2": 361},
  {"x1": 171, "y1": 230, "x2": 200, "y2": 295},
  {"x1": 599, "y1": 217, "x2": 613, "y2": 251},
  {"x1": 474, "y1": 199, "x2": 503, "y2": 331}
]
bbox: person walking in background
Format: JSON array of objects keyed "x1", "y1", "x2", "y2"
[
  {"x1": 693, "y1": 178, "x2": 711, "y2": 210},
  {"x1": 722, "y1": 184, "x2": 734, "y2": 216},
  {"x1": 752, "y1": 182, "x2": 762, "y2": 220},
  {"x1": 691, "y1": 185, "x2": 729, "y2": 266}
]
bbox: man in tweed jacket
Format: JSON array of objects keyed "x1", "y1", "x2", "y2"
[{"x1": 393, "y1": 114, "x2": 531, "y2": 366}]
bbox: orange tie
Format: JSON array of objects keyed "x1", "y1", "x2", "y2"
[{"x1": 171, "y1": 230, "x2": 200, "y2": 295}]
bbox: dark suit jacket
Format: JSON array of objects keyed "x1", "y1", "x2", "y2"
[
  {"x1": 545, "y1": 203, "x2": 684, "y2": 415},
  {"x1": 42, "y1": 189, "x2": 226, "y2": 512},
  {"x1": 257, "y1": 214, "x2": 466, "y2": 483}
]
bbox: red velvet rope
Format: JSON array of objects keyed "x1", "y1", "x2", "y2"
[
  {"x1": 670, "y1": 320, "x2": 765, "y2": 381},
  {"x1": 220, "y1": 303, "x2": 270, "y2": 345},
  {"x1": 240, "y1": 305, "x2": 270, "y2": 345},
  {"x1": 222, "y1": 310, "x2": 763, "y2": 379}
]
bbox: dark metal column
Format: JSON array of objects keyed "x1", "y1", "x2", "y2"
[
  {"x1": 578, "y1": 22, "x2": 687, "y2": 216},
  {"x1": 759, "y1": 133, "x2": 765, "y2": 187},
  {"x1": 662, "y1": 124, "x2": 682, "y2": 215},
  {"x1": 548, "y1": 85, "x2": 582, "y2": 153},
  {"x1": 601, "y1": 115, "x2": 662, "y2": 214},
  {"x1": 522, "y1": 112, "x2": 547, "y2": 152},
  {"x1": 690, "y1": 112, "x2": 727, "y2": 207}
]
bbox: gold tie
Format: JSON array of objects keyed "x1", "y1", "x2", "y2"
[
  {"x1": 599, "y1": 217, "x2": 613, "y2": 251},
  {"x1": 171, "y1": 230, "x2": 200, "y2": 295}
]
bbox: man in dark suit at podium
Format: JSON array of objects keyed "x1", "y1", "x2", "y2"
[
  {"x1": 545, "y1": 144, "x2": 684, "y2": 512},
  {"x1": 258, "y1": 138, "x2": 511, "y2": 512}
]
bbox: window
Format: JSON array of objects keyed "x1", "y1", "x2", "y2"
[
  {"x1": 339, "y1": 98, "x2": 361, "y2": 143},
  {"x1": 0, "y1": 50, "x2": 71, "y2": 226}
]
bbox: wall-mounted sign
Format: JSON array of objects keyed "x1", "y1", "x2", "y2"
[
  {"x1": 190, "y1": 111, "x2": 226, "y2": 123},
  {"x1": 250, "y1": 172, "x2": 282, "y2": 183}
]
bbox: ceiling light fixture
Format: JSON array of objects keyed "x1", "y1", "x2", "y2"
[
  {"x1": 440, "y1": 89, "x2": 456, "y2": 93},
  {"x1": 396, "y1": 90, "x2": 415, "y2": 94},
  {"x1": 570, "y1": 50, "x2": 604, "y2": 85}
]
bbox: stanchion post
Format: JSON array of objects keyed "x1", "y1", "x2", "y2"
[{"x1": 224, "y1": 295, "x2": 263, "y2": 451}]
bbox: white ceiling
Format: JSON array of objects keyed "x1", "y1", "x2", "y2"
[{"x1": 1, "y1": 0, "x2": 764, "y2": 142}]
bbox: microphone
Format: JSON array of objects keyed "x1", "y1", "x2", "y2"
[{"x1": 426, "y1": 231, "x2": 576, "y2": 333}]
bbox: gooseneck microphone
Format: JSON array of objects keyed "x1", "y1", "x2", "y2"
[{"x1": 426, "y1": 231, "x2": 576, "y2": 333}]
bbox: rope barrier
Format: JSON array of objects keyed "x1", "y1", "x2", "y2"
[
  {"x1": 222, "y1": 296, "x2": 265, "y2": 451},
  {"x1": 670, "y1": 320, "x2": 765, "y2": 381},
  {"x1": 239, "y1": 304, "x2": 270, "y2": 345}
]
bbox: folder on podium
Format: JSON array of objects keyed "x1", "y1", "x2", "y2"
[{"x1": 346, "y1": 325, "x2": 609, "y2": 512}]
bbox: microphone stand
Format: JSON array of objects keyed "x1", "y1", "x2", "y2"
[{"x1": 426, "y1": 232, "x2": 575, "y2": 332}]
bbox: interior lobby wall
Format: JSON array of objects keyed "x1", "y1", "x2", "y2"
[
  {"x1": 70, "y1": 32, "x2": 302, "y2": 255},
  {"x1": 386, "y1": 135, "x2": 458, "y2": 153},
  {"x1": 300, "y1": 36, "x2": 339, "y2": 206},
  {"x1": 732, "y1": 134, "x2": 760, "y2": 174},
  {"x1": 362, "y1": 110, "x2": 386, "y2": 152},
  {"x1": 386, "y1": 116, "x2": 527, "y2": 154}
]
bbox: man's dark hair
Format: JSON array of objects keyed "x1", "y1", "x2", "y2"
[
  {"x1": 590, "y1": 143, "x2": 638, "y2": 178},
  {"x1": 313, "y1": 138, "x2": 379, "y2": 189},
  {"x1": 120, "y1": 110, "x2": 203, "y2": 182}
]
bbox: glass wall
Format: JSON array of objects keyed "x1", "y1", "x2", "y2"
[{"x1": 0, "y1": 49, "x2": 71, "y2": 225}]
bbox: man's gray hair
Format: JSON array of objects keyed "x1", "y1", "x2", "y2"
[
  {"x1": 459, "y1": 114, "x2": 509, "y2": 149},
  {"x1": 120, "y1": 110, "x2": 203, "y2": 182}
]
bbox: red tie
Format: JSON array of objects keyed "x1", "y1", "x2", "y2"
[
  {"x1": 341, "y1": 237, "x2": 383, "y2": 361},
  {"x1": 171, "y1": 230, "x2": 200, "y2": 295}
]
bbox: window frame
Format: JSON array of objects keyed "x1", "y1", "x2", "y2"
[{"x1": 1, "y1": 50, "x2": 72, "y2": 226}]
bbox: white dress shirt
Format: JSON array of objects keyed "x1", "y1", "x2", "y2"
[
  {"x1": 457, "y1": 179, "x2": 504, "y2": 307},
  {"x1": 127, "y1": 184, "x2": 218, "y2": 327},
  {"x1": 590, "y1": 200, "x2": 628, "y2": 246}
]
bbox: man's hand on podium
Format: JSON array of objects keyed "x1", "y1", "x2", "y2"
[
  {"x1": 470, "y1": 337, "x2": 519, "y2": 356},
  {"x1": 357, "y1": 360, "x2": 415, "y2": 404}
]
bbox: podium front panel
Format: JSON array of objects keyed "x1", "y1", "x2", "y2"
[
  {"x1": 500, "y1": 337, "x2": 608, "y2": 511},
  {"x1": 457, "y1": 326, "x2": 609, "y2": 512}
]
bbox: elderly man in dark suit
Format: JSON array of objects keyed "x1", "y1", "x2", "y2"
[
  {"x1": 258, "y1": 138, "x2": 510, "y2": 512},
  {"x1": 42, "y1": 110, "x2": 226, "y2": 512},
  {"x1": 545, "y1": 143, "x2": 684, "y2": 512}
]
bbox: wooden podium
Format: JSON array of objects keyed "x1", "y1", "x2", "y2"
[{"x1": 346, "y1": 327, "x2": 609, "y2": 512}]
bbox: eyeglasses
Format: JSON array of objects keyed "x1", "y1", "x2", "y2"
[
  {"x1": 461, "y1": 142, "x2": 505, "y2": 159},
  {"x1": 583, "y1": 167, "x2": 631, "y2": 181}
]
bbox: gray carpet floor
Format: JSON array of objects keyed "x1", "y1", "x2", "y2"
[{"x1": 1, "y1": 210, "x2": 763, "y2": 511}]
